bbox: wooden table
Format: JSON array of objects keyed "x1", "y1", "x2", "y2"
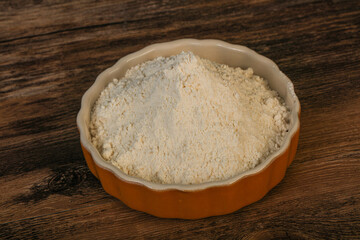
[{"x1": 1, "y1": 0, "x2": 359, "y2": 239}]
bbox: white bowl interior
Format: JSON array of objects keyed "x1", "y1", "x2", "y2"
[{"x1": 77, "y1": 39, "x2": 300, "y2": 191}]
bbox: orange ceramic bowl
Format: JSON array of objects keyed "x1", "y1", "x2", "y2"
[{"x1": 77, "y1": 39, "x2": 300, "y2": 219}]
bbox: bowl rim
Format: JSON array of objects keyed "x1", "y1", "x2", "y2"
[{"x1": 77, "y1": 38, "x2": 300, "y2": 191}]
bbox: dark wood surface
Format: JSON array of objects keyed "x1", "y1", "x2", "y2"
[{"x1": 1, "y1": 0, "x2": 359, "y2": 239}]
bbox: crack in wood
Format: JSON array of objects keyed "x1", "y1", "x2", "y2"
[{"x1": 11, "y1": 165, "x2": 100, "y2": 204}]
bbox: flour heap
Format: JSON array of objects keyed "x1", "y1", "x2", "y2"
[{"x1": 90, "y1": 52, "x2": 289, "y2": 184}]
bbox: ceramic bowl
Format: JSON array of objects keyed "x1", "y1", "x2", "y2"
[{"x1": 77, "y1": 39, "x2": 300, "y2": 219}]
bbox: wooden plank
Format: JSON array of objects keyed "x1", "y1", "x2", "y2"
[
  {"x1": 0, "y1": 0, "x2": 358, "y2": 43},
  {"x1": 0, "y1": 0, "x2": 278, "y2": 42},
  {"x1": 0, "y1": 167, "x2": 358, "y2": 239}
]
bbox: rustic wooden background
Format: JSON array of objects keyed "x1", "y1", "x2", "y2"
[{"x1": 1, "y1": 0, "x2": 359, "y2": 239}]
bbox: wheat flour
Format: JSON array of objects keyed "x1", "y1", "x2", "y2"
[{"x1": 90, "y1": 51, "x2": 289, "y2": 184}]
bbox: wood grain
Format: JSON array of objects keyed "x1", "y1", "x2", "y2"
[{"x1": 1, "y1": 0, "x2": 359, "y2": 239}]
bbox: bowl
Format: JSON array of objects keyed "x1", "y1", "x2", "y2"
[{"x1": 77, "y1": 39, "x2": 300, "y2": 219}]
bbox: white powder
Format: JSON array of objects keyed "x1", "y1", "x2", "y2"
[{"x1": 90, "y1": 52, "x2": 289, "y2": 184}]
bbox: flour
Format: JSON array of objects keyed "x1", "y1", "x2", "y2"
[{"x1": 90, "y1": 52, "x2": 289, "y2": 184}]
